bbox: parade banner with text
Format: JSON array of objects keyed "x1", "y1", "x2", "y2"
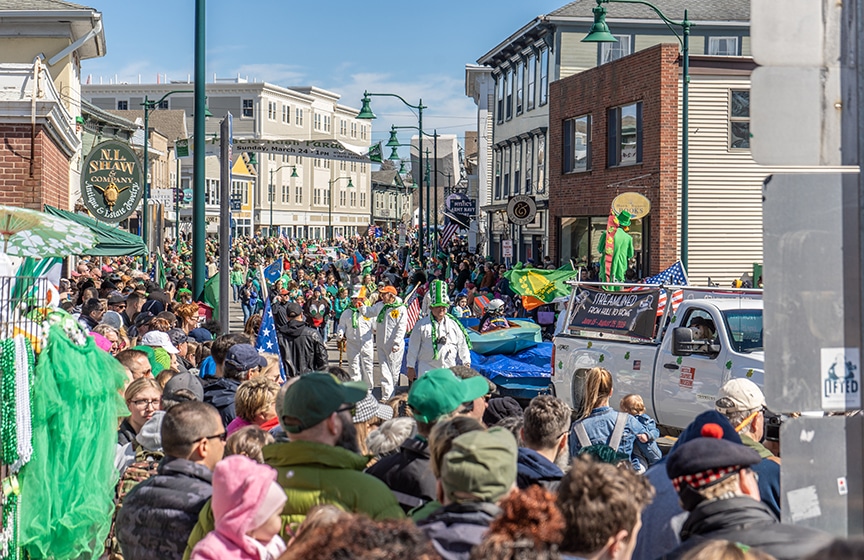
[{"x1": 568, "y1": 287, "x2": 660, "y2": 339}]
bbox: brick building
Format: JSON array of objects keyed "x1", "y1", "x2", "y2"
[
  {"x1": 549, "y1": 44, "x2": 680, "y2": 277},
  {"x1": 549, "y1": 43, "x2": 774, "y2": 284},
  {"x1": 0, "y1": 1, "x2": 105, "y2": 211}
]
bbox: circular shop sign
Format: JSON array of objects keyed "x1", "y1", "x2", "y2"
[
  {"x1": 611, "y1": 192, "x2": 651, "y2": 220},
  {"x1": 80, "y1": 140, "x2": 144, "y2": 223},
  {"x1": 507, "y1": 195, "x2": 537, "y2": 226}
]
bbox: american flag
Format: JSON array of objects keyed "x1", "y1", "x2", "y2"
[
  {"x1": 643, "y1": 260, "x2": 688, "y2": 286},
  {"x1": 439, "y1": 222, "x2": 459, "y2": 248},
  {"x1": 256, "y1": 298, "x2": 286, "y2": 380},
  {"x1": 642, "y1": 261, "x2": 688, "y2": 317},
  {"x1": 404, "y1": 285, "x2": 422, "y2": 331},
  {"x1": 368, "y1": 224, "x2": 376, "y2": 237}
]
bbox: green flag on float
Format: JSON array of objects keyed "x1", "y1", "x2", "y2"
[{"x1": 202, "y1": 272, "x2": 220, "y2": 320}]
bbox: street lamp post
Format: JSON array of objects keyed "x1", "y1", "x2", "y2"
[
  {"x1": 356, "y1": 91, "x2": 426, "y2": 260},
  {"x1": 142, "y1": 89, "x2": 192, "y2": 253},
  {"x1": 268, "y1": 164, "x2": 297, "y2": 237},
  {"x1": 192, "y1": 0, "x2": 206, "y2": 298},
  {"x1": 328, "y1": 176, "x2": 353, "y2": 239},
  {"x1": 582, "y1": 0, "x2": 691, "y2": 270}
]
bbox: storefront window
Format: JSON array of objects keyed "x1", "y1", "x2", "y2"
[{"x1": 560, "y1": 215, "x2": 647, "y2": 278}]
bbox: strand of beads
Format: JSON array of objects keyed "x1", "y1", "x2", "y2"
[
  {"x1": 11, "y1": 337, "x2": 33, "y2": 472},
  {"x1": 0, "y1": 338, "x2": 19, "y2": 560}
]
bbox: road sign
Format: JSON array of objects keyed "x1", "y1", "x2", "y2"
[{"x1": 502, "y1": 239, "x2": 513, "y2": 258}]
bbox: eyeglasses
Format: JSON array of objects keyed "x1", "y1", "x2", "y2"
[
  {"x1": 130, "y1": 398, "x2": 160, "y2": 409},
  {"x1": 202, "y1": 432, "x2": 228, "y2": 443},
  {"x1": 335, "y1": 404, "x2": 356, "y2": 416}
]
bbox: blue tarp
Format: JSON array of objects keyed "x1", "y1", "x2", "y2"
[{"x1": 470, "y1": 342, "x2": 553, "y2": 379}]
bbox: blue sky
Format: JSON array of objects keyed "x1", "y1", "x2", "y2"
[{"x1": 83, "y1": 0, "x2": 567, "y2": 149}]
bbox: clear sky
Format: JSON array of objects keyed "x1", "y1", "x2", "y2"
[{"x1": 83, "y1": 0, "x2": 568, "y2": 151}]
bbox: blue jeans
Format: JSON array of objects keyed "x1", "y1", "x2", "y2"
[
  {"x1": 232, "y1": 285, "x2": 241, "y2": 302},
  {"x1": 242, "y1": 302, "x2": 253, "y2": 322}
]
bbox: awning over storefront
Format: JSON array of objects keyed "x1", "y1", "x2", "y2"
[{"x1": 44, "y1": 205, "x2": 148, "y2": 256}]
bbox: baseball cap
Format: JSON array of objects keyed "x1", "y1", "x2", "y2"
[
  {"x1": 107, "y1": 294, "x2": 127, "y2": 305},
  {"x1": 163, "y1": 371, "x2": 204, "y2": 402},
  {"x1": 167, "y1": 328, "x2": 188, "y2": 347},
  {"x1": 141, "y1": 331, "x2": 180, "y2": 354},
  {"x1": 353, "y1": 392, "x2": 394, "y2": 424},
  {"x1": 379, "y1": 285, "x2": 397, "y2": 296},
  {"x1": 407, "y1": 368, "x2": 490, "y2": 424},
  {"x1": 224, "y1": 344, "x2": 267, "y2": 371},
  {"x1": 286, "y1": 302, "x2": 303, "y2": 318},
  {"x1": 134, "y1": 312, "x2": 155, "y2": 328},
  {"x1": 279, "y1": 288, "x2": 289, "y2": 295},
  {"x1": 440, "y1": 428, "x2": 518, "y2": 503},
  {"x1": 281, "y1": 372, "x2": 368, "y2": 433},
  {"x1": 715, "y1": 378, "x2": 766, "y2": 414}
]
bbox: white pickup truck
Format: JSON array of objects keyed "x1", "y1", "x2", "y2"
[{"x1": 552, "y1": 285, "x2": 764, "y2": 433}]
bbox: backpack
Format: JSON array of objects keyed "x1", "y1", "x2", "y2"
[
  {"x1": 104, "y1": 447, "x2": 164, "y2": 560},
  {"x1": 572, "y1": 412, "x2": 630, "y2": 466}
]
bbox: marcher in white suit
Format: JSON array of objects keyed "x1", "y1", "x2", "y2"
[
  {"x1": 406, "y1": 280, "x2": 472, "y2": 380},
  {"x1": 364, "y1": 285, "x2": 408, "y2": 399},
  {"x1": 337, "y1": 285, "x2": 375, "y2": 388}
]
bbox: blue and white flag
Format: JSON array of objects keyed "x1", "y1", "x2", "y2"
[
  {"x1": 256, "y1": 298, "x2": 286, "y2": 380},
  {"x1": 263, "y1": 258, "x2": 283, "y2": 284},
  {"x1": 642, "y1": 260, "x2": 689, "y2": 286}
]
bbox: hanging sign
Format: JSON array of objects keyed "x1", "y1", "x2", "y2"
[
  {"x1": 612, "y1": 192, "x2": 651, "y2": 219},
  {"x1": 507, "y1": 195, "x2": 537, "y2": 225},
  {"x1": 80, "y1": 140, "x2": 144, "y2": 223}
]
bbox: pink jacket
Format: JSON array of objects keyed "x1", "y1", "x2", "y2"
[{"x1": 190, "y1": 456, "x2": 286, "y2": 560}]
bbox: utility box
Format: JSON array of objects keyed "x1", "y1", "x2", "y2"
[{"x1": 781, "y1": 415, "x2": 864, "y2": 535}]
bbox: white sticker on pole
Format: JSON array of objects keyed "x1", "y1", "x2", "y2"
[
  {"x1": 502, "y1": 239, "x2": 513, "y2": 258},
  {"x1": 820, "y1": 347, "x2": 861, "y2": 411}
]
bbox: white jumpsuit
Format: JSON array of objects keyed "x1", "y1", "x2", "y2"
[
  {"x1": 337, "y1": 307, "x2": 375, "y2": 388},
  {"x1": 406, "y1": 314, "x2": 471, "y2": 376},
  {"x1": 365, "y1": 300, "x2": 408, "y2": 399}
]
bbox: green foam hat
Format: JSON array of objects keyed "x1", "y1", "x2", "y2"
[
  {"x1": 617, "y1": 210, "x2": 632, "y2": 227},
  {"x1": 429, "y1": 279, "x2": 450, "y2": 308}
]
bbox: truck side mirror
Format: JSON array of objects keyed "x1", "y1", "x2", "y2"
[{"x1": 672, "y1": 327, "x2": 694, "y2": 356}]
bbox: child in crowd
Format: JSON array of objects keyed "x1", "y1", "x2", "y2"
[
  {"x1": 225, "y1": 425, "x2": 276, "y2": 464},
  {"x1": 451, "y1": 295, "x2": 472, "y2": 318},
  {"x1": 619, "y1": 394, "x2": 663, "y2": 469},
  {"x1": 190, "y1": 455, "x2": 287, "y2": 560}
]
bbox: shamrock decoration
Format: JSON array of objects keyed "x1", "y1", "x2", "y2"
[
  {"x1": 624, "y1": 351, "x2": 630, "y2": 360},
  {"x1": 746, "y1": 369, "x2": 754, "y2": 378},
  {"x1": 587, "y1": 341, "x2": 593, "y2": 349},
  {"x1": 598, "y1": 354, "x2": 605, "y2": 363},
  {"x1": 676, "y1": 356, "x2": 682, "y2": 365},
  {"x1": 725, "y1": 360, "x2": 733, "y2": 370}
]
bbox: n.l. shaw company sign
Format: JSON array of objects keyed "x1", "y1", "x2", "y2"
[{"x1": 81, "y1": 140, "x2": 144, "y2": 223}]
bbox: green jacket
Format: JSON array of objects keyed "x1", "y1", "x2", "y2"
[
  {"x1": 183, "y1": 440, "x2": 404, "y2": 558},
  {"x1": 229, "y1": 269, "x2": 245, "y2": 286}
]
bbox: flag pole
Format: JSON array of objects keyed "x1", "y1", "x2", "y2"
[{"x1": 258, "y1": 265, "x2": 269, "y2": 301}]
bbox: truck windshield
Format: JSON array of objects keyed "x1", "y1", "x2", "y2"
[{"x1": 722, "y1": 309, "x2": 763, "y2": 353}]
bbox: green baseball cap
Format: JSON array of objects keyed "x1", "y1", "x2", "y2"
[
  {"x1": 407, "y1": 368, "x2": 490, "y2": 424},
  {"x1": 281, "y1": 372, "x2": 368, "y2": 433},
  {"x1": 441, "y1": 427, "x2": 518, "y2": 503}
]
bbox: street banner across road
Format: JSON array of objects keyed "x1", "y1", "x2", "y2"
[{"x1": 231, "y1": 138, "x2": 372, "y2": 163}]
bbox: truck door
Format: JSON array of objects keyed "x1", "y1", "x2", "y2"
[{"x1": 654, "y1": 307, "x2": 726, "y2": 428}]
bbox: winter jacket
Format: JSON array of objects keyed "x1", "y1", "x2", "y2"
[
  {"x1": 189, "y1": 456, "x2": 286, "y2": 560},
  {"x1": 658, "y1": 496, "x2": 833, "y2": 560},
  {"x1": 115, "y1": 456, "x2": 213, "y2": 560},
  {"x1": 276, "y1": 319, "x2": 327, "y2": 376},
  {"x1": 183, "y1": 440, "x2": 404, "y2": 558},
  {"x1": 365, "y1": 436, "x2": 437, "y2": 512},
  {"x1": 418, "y1": 501, "x2": 500, "y2": 560},
  {"x1": 202, "y1": 378, "x2": 241, "y2": 427},
  {"x1": 515, "y1": 448, "x2": 563, "y2": 491}
]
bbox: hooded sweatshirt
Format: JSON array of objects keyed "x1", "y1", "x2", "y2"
[{"x1": 190, "y1": 455, "x2": 287, "y2": 560}]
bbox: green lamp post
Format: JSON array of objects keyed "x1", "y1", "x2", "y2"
[
  {"x1": 357, "y1": 91, "x2": 426, "y2": 261},
  {"x1": 583, "y1": 0, "x2": 691, "y2": 271},
  {"x1": 268, "y1": 164, "x2": 298, "y2": 237}
]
